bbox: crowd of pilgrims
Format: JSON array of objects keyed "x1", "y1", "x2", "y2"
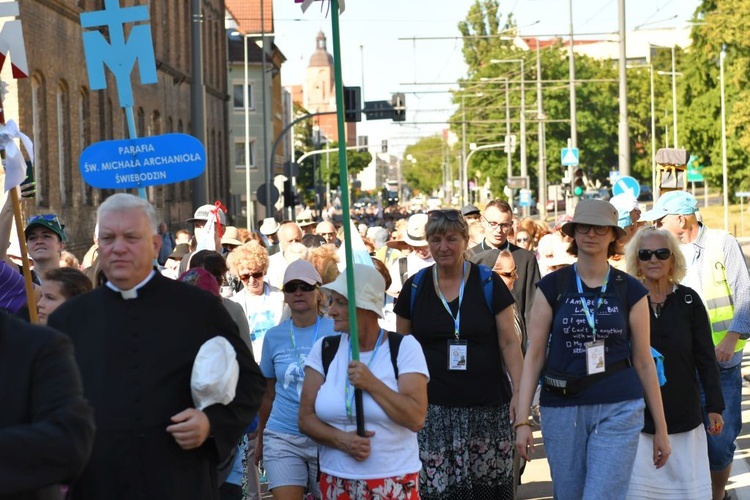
[{"x1": 1, "y1": 188, "x2": 749, "y2": 500}]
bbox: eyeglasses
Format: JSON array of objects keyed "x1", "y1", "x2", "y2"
[
  {"x1": 428, "y1": 209, "x2": 462, "y2": 222},
  {"x1": 239, "y1": 271, "x2": 264, "y2": 281},
  {"x1": 574, "y1": 224, "x2": 611, "y2": 236},
  {"x1": 483, "y1": 217, "x2": 513, "y2": 231},
  {"x1": 282, "y1": 282, "x2": 318, "y2": 293},
  {"x1": 516, "y1": 237, "x2": 529, "y2": 243},
  {"x1": 638, "y1": 248, "x2": 672, "y2": 261},
  {"x1": 496, "y1": 267, "x2": 518, "y2": 279},
  {"x1": 28, "y1": 213, "x2": 60, "y2": 225}
]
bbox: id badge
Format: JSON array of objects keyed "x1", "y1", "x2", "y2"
[
  {"x1": 585, "y1": 340, "x2": 606, "y2": 375},
  {"x1": 448, "y1": 340, "x2": 468, "y2": 371}
]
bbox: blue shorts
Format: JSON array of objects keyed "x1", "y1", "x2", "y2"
[
  {"x1": 263, "y1": 428, "x2": 319, "y2": 495},
  {"x1": 701, "y1": 363, "x2": 742, "y2": 471}
]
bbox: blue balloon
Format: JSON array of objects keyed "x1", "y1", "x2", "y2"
[{"x1": 79, "y1": 133, "x2": 206, "y2": 189}]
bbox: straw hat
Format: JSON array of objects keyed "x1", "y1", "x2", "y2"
[
  {"x1": 220, "y1": 226, "x2": 242, "y2": 247},
  {"x1": 403, "y1": 213, "x2": 429, "y2": 247}
]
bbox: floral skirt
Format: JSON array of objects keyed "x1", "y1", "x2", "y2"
[
  {"x1": 319, "y1": 472, "x2": 420, "y2": 499},
  {"x1": 418, "y1": 403, "x2": 514, "y2": 500}
]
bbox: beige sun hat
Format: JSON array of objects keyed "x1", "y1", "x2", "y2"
[
  {"x1": 561, "y1": 199, "x2": 627, "y2": 239},
  {"x1": 403, "y1": 213, "x2": 429, "y2": 247},
  {"x1": 220, "y1": 226, "x2": 242, "y2": 247},
  {"x1": 297, "y1": 209, "x2": 316, "y2": 227},
  {"x1": 322, "y1": 264, "x2": 385, "y2": 318}
]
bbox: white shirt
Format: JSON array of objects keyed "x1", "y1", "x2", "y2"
[
  {"x1": 387, "y1": 252, "x2": 434, "y2": 295},
  {"x1": 306, "y1": 334, "x2": 429, "y2": 480}
]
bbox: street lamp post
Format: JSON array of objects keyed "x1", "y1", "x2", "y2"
[
  {"x1": 490, "y1": 59, "x2": 527, "y2": 182},
  {"x1": 242, "y1": 35, "x2": 253, "y2": 230},
  {"x1": 720, "y1": 45, "x2": 729, "y2": 231},
  {"x1": 627, "y1": 64, "x2": 657, "y2": 198}
]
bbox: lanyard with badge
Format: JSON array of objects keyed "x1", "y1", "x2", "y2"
[
  {"x1": 289, "y1": 316, "x2": 320, "y2": 368},
  {"x1": 345, "y1": 330, "x2": 384, "y2": 419},
  {"x1": 434, "y1": 262, "x2": 469, "y2": 370},
  {"x1": 575, "y1": 264, "x2": 611, "y2": 375}
]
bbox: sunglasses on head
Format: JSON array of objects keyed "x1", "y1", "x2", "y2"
[
  {"x1": 239, "y1": 271, "x2": 264, "y2": 281},
  {"x1": 428, "y1": 209, "x2": 462, "y2": 222},
  {"x1": 638, "y1": 248, "x2": 671, "y2": 261},
  {"x1": 283, "y1": 282, "x2": 318, "y2": 293},
  {"x1": 496, "y1": 267, "x2": 518, "y2": 279},
  {"x1": 28, "y1": 213, "x2": 60, "y2": 225}
]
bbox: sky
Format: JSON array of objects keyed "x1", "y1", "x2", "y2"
[{"x1": 273, "y1": 0, "x2": 701, "y2": 158}]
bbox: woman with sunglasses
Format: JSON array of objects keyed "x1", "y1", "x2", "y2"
[
  {"x1": 228, "y1": 242, "x2": 285, "y2": 358},
  {"x1": 255, "y1": 259, "x2": 336, "y2": 500},
  {"x1": 394, "y1": 209, "x2": 523, "y2": 499},
  {"x1": 514, "y1": 199, "x2": 670, "y2": 499},
  {"x1": 624, "y1": 227, "x2": 723, "y2": 499}
]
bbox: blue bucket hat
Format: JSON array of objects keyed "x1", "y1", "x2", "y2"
[{"x1": 640, "y1": 191, "x2": 698, "y2": 222}]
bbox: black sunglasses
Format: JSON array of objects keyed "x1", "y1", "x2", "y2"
[
  {"x1": 283, "y1": 282, "x2": 318, "y2": 293},
  {"x1": 239, "y1": 271, "x2": 264, "y2": 281},
  {"x1": 428, "y1": 209, "x2": 462, "y2": 222},
  {"x1": 574, "y1": 224, "x2": 611, "y2": 236},
  {"x1": 638, "y1": 248, "x2": 672, "y2": 261}
]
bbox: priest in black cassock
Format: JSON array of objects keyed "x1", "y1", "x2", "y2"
[{"x1": 49, "y1": 194, "x2": 265, "y2": 500}]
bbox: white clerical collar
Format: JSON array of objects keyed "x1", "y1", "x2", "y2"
[{"x1": 106, "y1": 270, "x2": 156, "y2": 300}]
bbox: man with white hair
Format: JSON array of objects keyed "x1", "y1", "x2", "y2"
[
  {"x1": 49, "y1": 193, "x2": 264, "y2": 499},
  {"x1": 266, "y1": 221, "x2": 303, "y2": 289}
]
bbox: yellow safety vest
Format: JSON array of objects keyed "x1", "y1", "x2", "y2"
[{"x1": 700, "y1": 228, "x2": 744, "y2": 351}]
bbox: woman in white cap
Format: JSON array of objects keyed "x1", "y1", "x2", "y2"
[
  {"x1": 394, "y1": 209, "x2": 523, "y2": 499},
  {"x1": 514, "y1": 199, "x2": 671, "y2": 499},
  {"x1": 255, "y1": 259, "x2": 337, "y2": 500},
  {"x1": 624, "y1": 227, "x2": 723, "y2": 499},
  {"x1": 299, "y1": 264, "x2": 429, "y2": 499}
]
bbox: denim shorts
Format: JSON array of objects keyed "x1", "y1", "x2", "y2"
[
  {"x1": 541, "y1": 399, "x2": 645, "y2": 500},
  {"x1": 700, "y1": 363, "x2": 742, "y2": 471},
  {"x1": 263, "y1": 428, "x2": 320, "y2": 495}
]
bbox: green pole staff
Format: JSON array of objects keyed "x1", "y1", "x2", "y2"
[{"x1": 330, "y1": 0, "x2": 366, "y2": 436}]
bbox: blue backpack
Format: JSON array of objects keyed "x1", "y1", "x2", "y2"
[{"x1": 409, "y1": 263, "x2": 495, "y2": 315}]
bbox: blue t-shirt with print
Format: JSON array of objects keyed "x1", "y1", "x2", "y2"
[
  {"x1": 537, "y1": 265, "x2": 648, "y2": 407},
  {"x1": 260, "y1": 316, "x2": 337, "y2": 435}
]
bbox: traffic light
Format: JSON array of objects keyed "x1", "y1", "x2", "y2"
[
  {"x1": 392, "y1": 93, "x2": 405, "y2": 122},
  {"x1": 572, "y1": 167, "x2": 585, "y2": 197},
  {"x1": 381, "y1": 140, "x2": 388, "y2": 153},
  {"x1": 343, "y1": 86, "x2": 361, "y2": 123},
  {"x1": 283, "y1": 179, "x2": 297, "y2": 207}
]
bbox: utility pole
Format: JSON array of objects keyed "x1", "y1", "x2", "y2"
[
  {"x1": 190, "y1": 0, "x2": 207, "y2": 206},
  {"x1": 261, "y1": 0, "x2": 272, "y2": 217},
  {"x1": 568, "y1": 0, "x2": 577, "y2": 148},
  {"x1": 462, "y1": 94, "x2": 467, "y2": 206},
  {"x1": 536, "y1": 40, "x2": 547, "y2": 220},
  {"x1": 617, "y1": 0, "x2": 630, "y2": 175}
]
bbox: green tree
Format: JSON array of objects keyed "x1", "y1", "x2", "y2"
[
  {"x1": 680, "y1": 0, "x2": 750, "y2": 194},
  {"x1": 402, "y1": 136, "x2": 447, "y2": 195}
]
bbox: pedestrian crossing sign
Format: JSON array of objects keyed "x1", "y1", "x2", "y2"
[{"x1": 561, "y1": 147, "x2": 579, "y2": 166}]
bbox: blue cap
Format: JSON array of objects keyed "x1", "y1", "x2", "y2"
[
  {"x1": 640, "y1": 191, "x2": 698, "y2": 221},
  {"x1": 617, "y1": 207, "x2": 633, "y2": 229}
]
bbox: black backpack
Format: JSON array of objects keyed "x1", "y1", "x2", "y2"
[{"x1": 321, "y1": 333, "x2": 404, "y2": 379}]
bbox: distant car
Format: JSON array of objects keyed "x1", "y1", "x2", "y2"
[
  {"x1": 638, "y1": 184, "x2": 653, "y2": 202},
  {"x1": 546, "y1": 198, "x2": 566, "y2": 212},
  {"x1": 427, "y1": 197, "x2": 442, "y2": 210},
  {"x1": 353, "y1": 197, "x2": 372, "y2": 208},
  {"x1": 582, "y1": 188, "x2": 610, "y2": 201}
]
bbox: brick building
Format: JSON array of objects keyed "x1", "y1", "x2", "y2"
[{"x1": 2, "y1": 0, "x2": 231, "y2": 256}]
